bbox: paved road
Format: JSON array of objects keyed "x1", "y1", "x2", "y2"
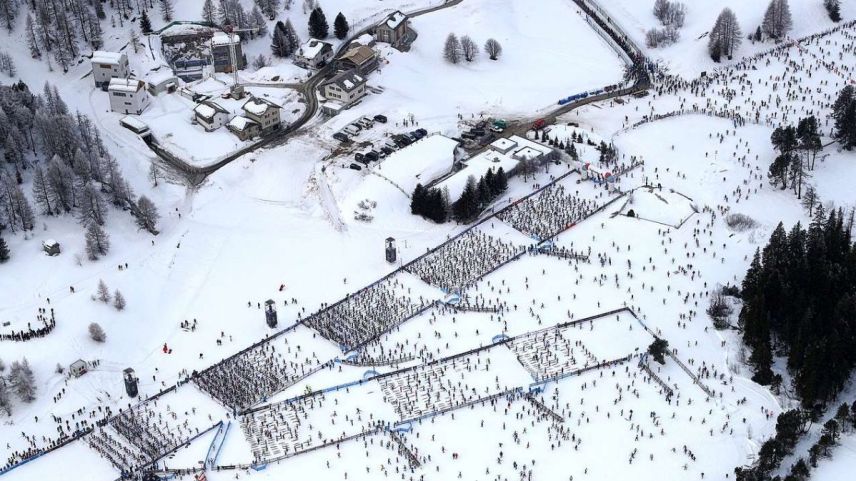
[{"x1": 146, "y1": 0, "x2": 465, "y2": 187}]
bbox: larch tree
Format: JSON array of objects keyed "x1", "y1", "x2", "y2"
[
  {"x1": 443, "y1": 33, "x2": 461, "y2": 64},
  {"x1": 135, "y1": 195, "x2": 160, "y2": 234},
  {"x1": 160, "y1": 0, "x2": 175, "y2": 23},
  {"x1": 484, "y1": 38, "x2": 502, "y2": 60},
  {"x1": 85, "y1": 222, "x2": 110, "y2": 260},
  {"x1": 202, "y1": 0, "x2": 217, "y2": 24},
  {"x1": 461, "y1": 35, "x2": 478, "y2": 62},
  {"x1": 89, "y1": 322, "x2": 106, "y2": 342},
  {"x1": 113, "y1": 290, "x2": 126, "y2": 310},
  {"x1": 97, "y1": 279, "x2": 111, "y2": 303},
  {"x1": 708, "y1": 8, "x2": 741, "y2": 60},
  {"x1": 762, "y1": 0, "x2": 793, "y2": 40}
]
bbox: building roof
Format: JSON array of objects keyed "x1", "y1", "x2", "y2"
[
  {"x1": 70, "y1": 360, "x2": 86, "y2": 368},
  {"x1": 490, "y1": 138, "x2": 518, "y2": 152},
  {"x1": 299, "y1": 39, "x2": 333, "y2": 60},
  {"x1": 508, "y1": 135, "x2": 553, "y2": 155},
  {"x1": 513, "y1": 147, "x2": 543, "y2": 161},
  {"x1": 194, "y1": 101, "x2": 229, "y2": 119},
  {"x1": 92, "y1": 51, "x2": 125, "y2": 65},
  {"x1": 108, "y1": 78, "x2": 145, "y2": 93},
  {"x1": 324, "y1": 70, "x2": 366, "y2": 93},
  {"x1": 212, "y1": 32, "x2": 241, "y2": 45},
  {"x1": 382, "y1": 11, "x2": 408, "y2": 30},
  {"x1": 320, "y1": 100, "x2": 344, "y2": 112},
  {"x1": 242, "y1": 97, "x2": 280, "y2": 116},
  {"x1": 339, "y1": 45, "x2": 376, "y2": 66},
  {"x1": 146, "y1": 68, "x2": 177, "y2": 85},
  {"x1": 228, "y1": 115, "x2": 258, "y2": 131},
  {"x1": 43, "y1": 239, "x2": 59, "y2": 247}
]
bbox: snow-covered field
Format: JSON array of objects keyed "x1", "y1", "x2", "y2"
[{"x1": 2, "y1": 1, "x2": 856, "y2": 481}]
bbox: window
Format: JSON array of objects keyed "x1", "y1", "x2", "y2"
[{"x1": 113, "y1": 92, "x2": 127, "y2": 97}]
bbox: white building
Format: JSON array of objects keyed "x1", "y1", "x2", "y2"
[
  {"x1": 241, "y1": 97, "x2": 281, "y2": 135},
  {"x1": 91, "y1": 51, "x2": 129, "y2": 89},
  {"x1": 108, "y1": 78, "x2": 151, "y2": 115},
  {"x1": 193, "y1": 101, "x2": 230, "y2": 131},
  {"x1": 295, "y1": 39, "x2": 334, "y2": 69},
  {"x1": 320, "y1": 70, "x2": 367, "y2": 115}
]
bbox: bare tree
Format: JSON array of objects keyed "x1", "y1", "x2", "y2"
[
  {"x1": 708, "y1": 8, "x2": 742, "y2": 60},
  {"x1": 484, "y1": 38, "x2": 502, "y2": 60},
  {"x1": 443, "y1": 33, "x2": 461, "y2": 64},
  {"x1": 89, "y1": 322, "x2": 106, "y2": 342},
  {"x1": 762, "y1": 0, "x2": 792, "y2": 40},
  {"x1": 461, "y1": 35, "x2": 478, "y2": 62},
  {"x1": 85, "y1": 223, "x2": 110, "y2": 260}
]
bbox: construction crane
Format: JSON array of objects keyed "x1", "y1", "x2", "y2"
[{"x1": 217, "y1": 25, "x2": 258, "y2": 99}]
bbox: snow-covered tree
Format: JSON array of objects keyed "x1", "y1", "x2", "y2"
[
  {"x1": 0, "y1": 0, "x2": 18, "y2": 32},
  {"x1": 77, "y1": 184, "x2": 107, "y2": 227},
  {"x1": 140, "y1": 8, "x2": 153, "y2": 34},
  {"x1": 97, "y1": 279, "x2": 111, "y2": 303},
  {"x1": 89, "y1": 322, "x2": 106, "y2": 342},
  {"x1": 113, "y1": 290, "x2": 126, "y2": 310},
  {"x1": 484, "y1": 38, "x2": 502, "y2": 60},
  {"x1": 25, "y1": 14, "x2": 41, "y2": 59},
  {"x1": 250, "y1": 6, "x2": 268, "y2": 36},
  {"x1": 85, "y1": 222, "x2": 110, "y2": 260},
  {"x1": 0, "y1": 234, "x2": 9, "y2": 263},
  {"x1": 461, "y1": 35, "x2": 478, "y2": 62},
  {"x1": 0, "y1": 376, "x2": 11, "y2": 415},
  {"x1": 444, "y1": 33, "x2": 461, "y2": 64},
  {"x1": 135, "y1": 195, "x2": 160, "y2": 234},
  {"x1": 9, "y1": 359, "x2": 36, "y2": 402},
  {"x1": 129, "y1": 29, "x2": 141, "y2": 54}
]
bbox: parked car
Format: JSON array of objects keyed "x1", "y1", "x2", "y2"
[
  {"x1": 366, "y1": 151, "x2": 379, "y2": 162},
  {"x1": 381, "y1": 146, "x2": 394, "y2": 156},
  {"x1": 416, "y1": 128, "x2": 427, "y2": 137},
  {"x1": 349, "y1": 123, "x2": 363, "y2": 131},
  {"x1": 461, "y1": 132, "x2": 477, "y2": 140},
  {"x1": 358, "y1": 117, "x2": 374, "y2": 128},
  {"x1": 348, "y1": 163, "x2": 362, "y2": 170},
  {"x1": 373, "y1": 114, "x2": 388, "y2": 123},
  {"x1": 354, "y1": 152, "x2": 365, "y2": 162},
  {"x1": 471, "y1": 128, "x2": 485, "y2": 136},
  {"x1": 394, "y1": 135, "x2": 411, "y2": 147},
  {"x1": 343, "y1": 125, "x2": 360, "y2": 136},
  {"x1": 412, "y1": 130, "x2": 426, "y2": 140},
  {"x1": 333, "y1": 132, "x2": 350, "y2": 142},
  {"x1": 533, "y1": 118, "x2": 546, "y2": 130}
]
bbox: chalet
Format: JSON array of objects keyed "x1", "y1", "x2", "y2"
[
  {"x1": 375, "y1": 11, "x2": 414, "y2": 50},
  {"x1": 211, "y1": 33, "x2": 245, "y2": 73},
  {"x1": 108, "y1": 78, "x2": 151, "y2": 115},
  {"x1": 194, "y1": 101, "x2": 230, "y2": 131},
  {"x1": 295, "y1": 39, "x2": 334, "y2": 69},
  {"x1": 227, "y1": 115, "x2": 260, "y2": 141},
  {"x1": 336, "y1": 45, "x2": 379, "y2": 75},
  {"x1": 321, "y1": 70, "x2": 367, "y2": 115},
  {"x1": 241, "y1": 97, "x2": 281, "y2": 135},
  {"x1": 91, "y1": 51, "x2": 129, "y2": 89}
]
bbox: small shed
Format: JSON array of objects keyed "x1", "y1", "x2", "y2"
[
  {"x1": 43, "y1": 239, "x2": 61, "y2": 256},
  {"x1": 70, "y1": 360, "x2": 87, "y2": 378}
]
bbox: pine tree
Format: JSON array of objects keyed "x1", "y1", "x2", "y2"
[
  {"x1": 113, "y1": 290, "x2": 126, "y2": 310},
  {"x1": 160, "y1": 0, "x2": 175, "y2": 22},
  {"x1": 411, "y1": 183, "x2": 426, "y2": 215},
  {"x1": 334, "y1": 12, "x2": 349, "y2": 40},
  {"x1": 284, "y1": 19, "x2": 300, "y2": 54},
  {"x1": 271, "y1": 21, "x2": 289, "y2": 57},
  {"x1": 647, "y1": 338, "x2": 669, "y2": 364},
  {"x1": 10, "y1": 358, "x2": 36, "y2": 402},
  {"x1": 444, "y1": 33, "x2": 461, "y2": 64},
  {"x1": 135, "y1": 195, "x2": 160, "y2": 234},
  {"x1": 140, "y1": 9, "x2": 153, "y2": 34},
  {"x1": 202, "y1": 0, "x2": 217, "y2": 24},
  {"x1": 825, "y1": 0, "x2": 841, "y2": 22},
  {"x1": 308, "y1": 7, "x2": 329, "y2": 39},
  {"x1": 832, "y1": 86, "x2": 856, "y2": 150},
  {"x1": 97, "y1": 279, "x2": 111, "y2": 303},
  {"x1": 495, "y1": 167, "x2": 508, "y2": 192},
  {"x1": 0, "y1": 376, "x2": 11, "y2": 415},
  {"x1": 77, "y1": 184, "x2": 107, "y2": 227},
  {"x1": 85, "y1": 222, "x2": 110, "y2": 260},
  {"x1": 89, "y1": 322, "x2": 106, "y2": 342},
  {"x1": 0, "y1": 234, "x2": 9, "y2": 263}
]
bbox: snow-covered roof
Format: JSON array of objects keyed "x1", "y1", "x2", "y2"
[
  {"x1": 43, "y1": 239, "x2": 59, "y2": 247},
  {"x1": 194, "y1": 101, "x2": 228, "y2": 119},
  {"x1": 146, "y1": 68, "x2": 177, "y2": 85},
  {"x1": 299, "y1": 39, "x2": 333, "y2": 60},
  {"x1": 108, "y1": 78, "x2": 145, "y2": 93},
  {"x1": 120, "y1": 116, "x2": 148, "y2": 130},
  {"x1": 513, "y1": 147, "x2": 543, "y2": 161},
  {"x1": 372, "y1": 135, "x2": 459, "y2": 193},
  {"x1": 212, "y1": 32, "x2": 240, "y2": 46},
  {"x1": 92, "y1": 51, "x2": 125, "y2": 65},
  {"x1": 321, "y1": 101, "x2": 344, "y2": 112},
  {"x1": 509, "y1": 135, "x2": 552, "y2": 155},
  {"x1": 242, "y1": 97, "x2": 280, "y2": 116},
  {"x1": 383, "y1": 11, "x2": 408, "y2": 30},
  {"x1": 228, "y1": 115, "x2": 257, "y2": 131},
  {"x1": 324, "y1": 70, "x2": 366, "y2": 93},
  {"x1": 160, "y1": 23, "x2": 215, "y2": 38},
  {"x1": 490, "y1": 138, "x2": 518, "y2": 152}
]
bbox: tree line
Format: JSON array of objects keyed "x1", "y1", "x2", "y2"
[
  {"x1": 740, "y1": 208, "x2": 856, "y2": 405},
  {"x1": 0, "y1": 81, "x2": 159, "y2": 264},
  {"x1": 411, "y1": 167, "x2": 508, "y2": 224}
]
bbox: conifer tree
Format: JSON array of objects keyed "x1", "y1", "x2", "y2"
[
  {"x1": 334, "y1": 12, "x2": 349, "y2": 40},
  {"x1": 308, "y1": 7, "x2": 329, "y2": 39},
  {"x1": 140, "y1": 9, "x2": 153, "y2": 34},
  {"x1": 0, "y1": 234, "x2": 9, "y2": 263}
]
